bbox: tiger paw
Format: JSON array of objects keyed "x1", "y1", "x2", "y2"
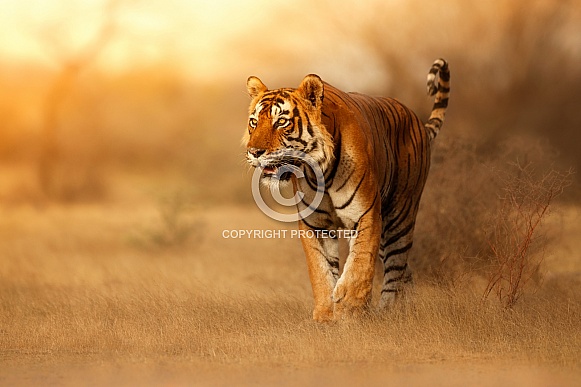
[
  {"x1": 312, "y1": 305, "x2": 334, "y2": 323},
  {"x1": 334, "y1": 297, "x2": 369, "y2": 320},
  {"x1": 332, "y1": 279, "x2": 371, "y2": 319}
]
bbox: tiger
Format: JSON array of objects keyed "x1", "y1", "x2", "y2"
[{"x1": 243, "y1": 58, "x2": 450, "y2": 322}]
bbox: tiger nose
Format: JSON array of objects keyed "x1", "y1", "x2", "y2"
[{"x1": 248, "y1": 148, "x2": 266, "y2": 158}]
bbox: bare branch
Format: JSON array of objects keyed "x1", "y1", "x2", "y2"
[{"x1": 482, "y1": 163, "x2": 574, "y2": 308}]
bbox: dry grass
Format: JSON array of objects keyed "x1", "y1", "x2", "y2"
[
  {"x1": 3, "y1": 281, "x2": 580, "y2": 367},
  {"x1": 1, "y1": 178, "x2": 580, "y2": 385}
]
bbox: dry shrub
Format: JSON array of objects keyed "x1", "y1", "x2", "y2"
[
  {"x1": 482, "y1": 162, "x2": 573, "y2": 308},
  {"x1": 413, "y1": 134, "x2": 574, "y2": 305},
  {"x1": 130, "y1": 187, "x2": 204, "y2": 249},
  {"x1": 411, "y1": 135, "x2": 492, "y2": 286},
  {"x1": 411, "y1": 136, "x2": 488, "y2": 287}
]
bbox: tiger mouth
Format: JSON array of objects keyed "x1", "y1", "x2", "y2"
[{"x1": 261, "y1": 160, "x2": 301, "y2": 180}]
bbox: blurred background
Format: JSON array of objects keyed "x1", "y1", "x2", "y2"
[{"x1": 1, "y1": 0, "x2": 579, "y2": 205}]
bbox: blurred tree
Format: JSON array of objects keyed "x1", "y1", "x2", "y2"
[
  {"x1": 38, "y1": 0, "x2": 121, "y2": 199},
  {"x1": 483, "y1": 0, "x2": 581, "y2": 171}
]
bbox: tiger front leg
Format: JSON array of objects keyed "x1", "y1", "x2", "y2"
[
  {"x1": 332, "y1": 209, "x2": 381, "y2": 319},
  {"x1": 298, "y1": 221, "x2": 340, "y2": 322}
]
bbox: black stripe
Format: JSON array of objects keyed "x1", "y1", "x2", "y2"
[
  {"x1": 353, "y1": 224, "x2": 372, "y2": 236},
  {"x1": 381, "y1": 242, "x2": 413, "y2": 263},
  {"x1": 327, "y1": 258, "x2": 339, "y2": 272},
  {"x1": 300, "y1": 197, "x2": 330, "y2": 215},
  {"x1": 382, "y1": 173, "x2": 399, "y2": 217},
  {"x1": 285, "y1": 136, "x2": 308, "y2": 146},
  {"x1": 383, "y1": 101, "x2": 398, "y2": 130},
  {"x1": 380, "y1": 221, "x2": 414, "y2": 250},
  {"x1": 439, "y1": 70, "x2": 450, "y2": 82},
  {"x1": 324, "y1": 134, "x2": 342, "y2": 184},
  {"x1": 311, "y1": 244, "x2": 326, "y2": 256},
  {"x1": 259, "y1": 99, "x2": 275, "y2": 107},
  {"x1": 354, "y1": 191, "x2": 378, "y2": 225},
  {"x1": 303, "y1": 169, "x2": 320, "y2": 191},
  {"x1": 385, "y1": 273, "x2": 405, "y2": 285},
  {"x1": 293, "y1": 107, "x2": 303, "y2": 138},
  {"x1": 306, "y1": 117, "x2": 314, "y2": 136},
  {"x1": 432, "y1": 99, "x2": 448, "y2": 110},
  {"x1": 403, "y1": 154, "x2": 412, "y2": 190},
  {"x1": 334, "y1": 166, "x2": 355, "y2": 192},
  {"x1": 385, "y1": 194, "x2": 414, "y2": 231},
  {"x1": 384, "y1": 263, "x2": 408, "y2": 273},
  {"x1": 300, "y1": 217, "x2": 329, "y2": 231},
  {"x1": 335, "y1": 170, "x2": 366, "y2": 209}
]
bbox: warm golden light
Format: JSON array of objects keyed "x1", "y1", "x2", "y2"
[
  {"x1": 0, "y1": 0, "x2": 287, "y2": 77},
  {"x1": 0, "y1": 1, "x2": 580, "y2": 384}
]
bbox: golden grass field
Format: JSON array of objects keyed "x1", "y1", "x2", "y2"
[{"x1": 1, "y1": 170, "x2": 580, "y2": 386}]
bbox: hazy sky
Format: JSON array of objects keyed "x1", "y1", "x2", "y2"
[
  {"x1": 2, "y1": 0, "x2": 579, "y2": 92},
  {"x1": 0, "y1": 0, "x2": 286, "y2": 77}
]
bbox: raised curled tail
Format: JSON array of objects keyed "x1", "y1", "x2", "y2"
[{"x1": 425, "y1": 58, "x2": 450, "y2": 140}]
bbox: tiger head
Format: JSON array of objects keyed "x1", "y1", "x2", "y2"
[{"x1": 242, "y1": 74, "x2": 334, "y2": 184}]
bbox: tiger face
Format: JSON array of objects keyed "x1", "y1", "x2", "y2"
[{"x1": 243, "y1": 75, "x2": 334, "y2": 184}]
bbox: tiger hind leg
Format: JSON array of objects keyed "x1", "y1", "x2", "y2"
[{"x1": 378, "y1": 215, "x2": 415, "y2": 310}]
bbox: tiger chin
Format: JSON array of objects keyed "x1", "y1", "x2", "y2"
[{"x1": 243, "y1": 59, "x2": 450, "y2": 322}]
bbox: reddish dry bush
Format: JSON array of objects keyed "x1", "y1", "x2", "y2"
[{"x1": 482, "y1": 162, "x2": 573, "y2": 308}]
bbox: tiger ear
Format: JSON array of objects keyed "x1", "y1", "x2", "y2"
[
  {"x1": 247, "y1": 76, "x2": 268, "y2": 98},
  {"x1": 297, "y1": 74, "x2": 324, "y2": 109}
]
